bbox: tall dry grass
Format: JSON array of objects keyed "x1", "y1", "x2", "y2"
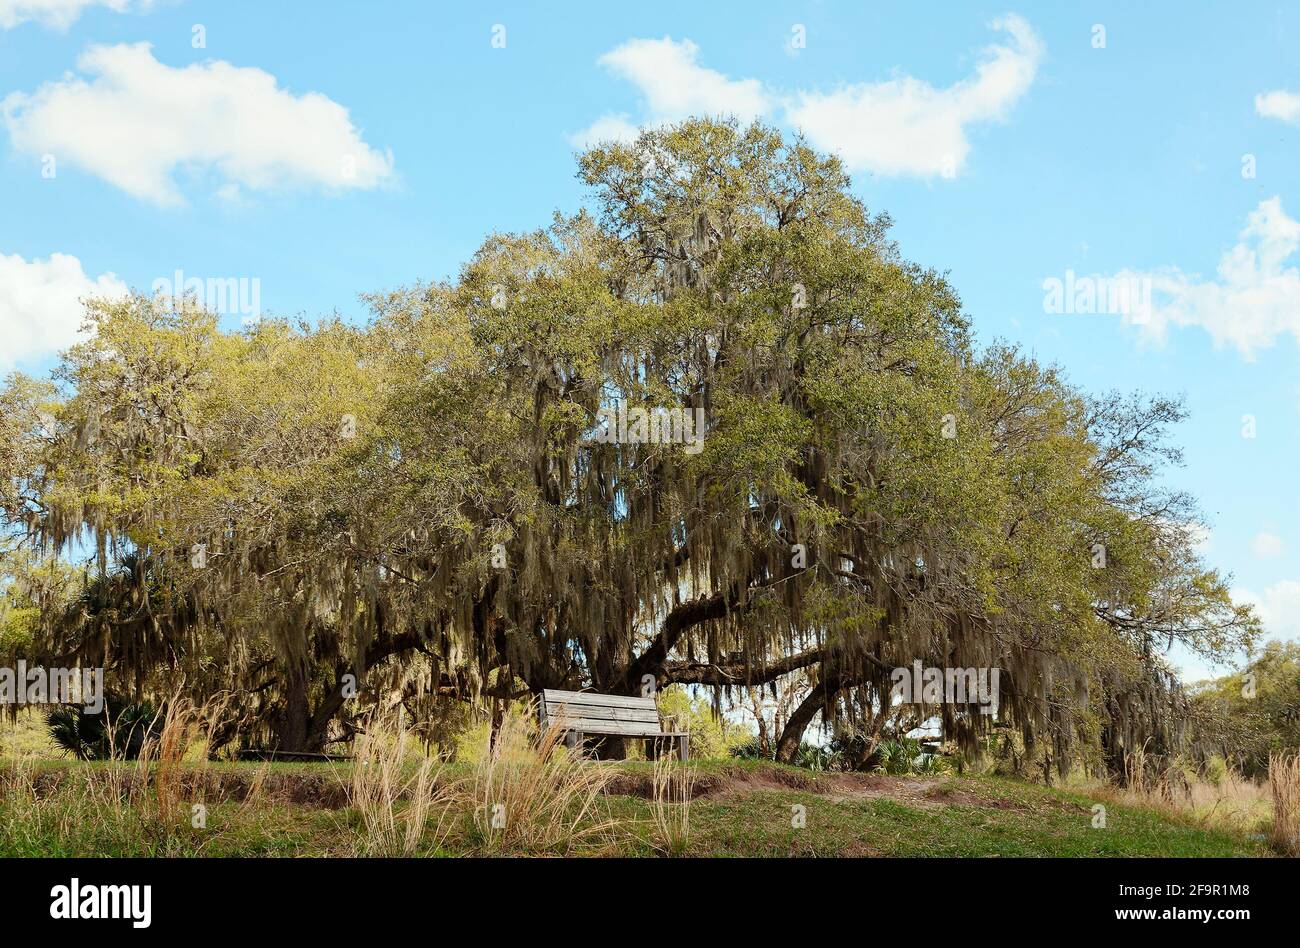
[
  {"x1": 1080, "y1": 747, "x2": 1271, "y2": 838},
  {"x1": 1268, "y1": 751, "x2": 1300, "y2": 856},
  {"x1": 648, "y1": 744, "x2": 694, "y2": 856},
  {"x1": 4, "y1": 696, "x2": 702, "y2": 857},
  {"x1": 347, "y1": 713, "x2": 456, "y2": 857},
  {"x1": 140, "y1": 694, "x2": 217, "y2": 824},
  {"x1": 0, "y1": 693, "x2": 240, "y2": 855},
  {"x1": 471, "y1": 706, "x2": 619, "y2": 855}
]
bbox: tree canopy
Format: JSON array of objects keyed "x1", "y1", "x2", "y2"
[
  {"x1": 1190, "y1": 641, "x2": 1300, "y2": 778},
  {"x1": 0, "y1": 119, "x2": 1258, "y2": 767}
]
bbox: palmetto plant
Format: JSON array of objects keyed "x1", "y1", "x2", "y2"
[
  {"x1": 874, "y1": 739, "x2": 915, "y2": 775},
  {"x1": 794, "y1": 742, "x2": 835, "y2": 772},
  {"x1": 729, "y1": 737, "x2": 769, "y2": 761},
  {"x1": 46, "y1": 694, "x2": 159, "y2": 760}
]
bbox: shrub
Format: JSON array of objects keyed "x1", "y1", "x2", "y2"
[
  {"x1": 729, "y1": 737, "x2": 769, "y2": 761},
  {"x1": 45, "y1": 694, "x2": 159, "y2": 760}
]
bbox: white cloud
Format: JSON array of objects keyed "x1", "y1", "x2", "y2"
[
  {"x1": 0, "y1": 0, "x2": 148, "y2": 29},
  {"x1": 571, "y1": 113, "x2": 641, "y2": 148},
  {"x1": 1119, "y1": 197, "x2": 1300, "y2": 358},
  {"x1": 1250, "y1": 531, "x2": 1286, "y2": 558},
  {"x1": 1255, "y1": 89, "x2": 1300, "y2": 124},
  {"x1": 2, "y1": 43, "x2": 394, "y2": 205},
  {"x1": 571, "y1": 36, "x2": 770, "y2": 148},
  {"x1": 784, "y1": 14, "x2": 1043, "y2": 178},
  {"x1": 1237, "y1": 581, "x2": 1300, "y2": 642},
  {"x1": 0, "y1": 251, "x2": 127, "y2": 372},
  {"x1": 572, "y1": 18, "x2": 1042, "y2": 173}
]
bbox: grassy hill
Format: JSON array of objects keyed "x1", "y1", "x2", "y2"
[
  {"x1": 604, "y1": 763, "x2": 1270, "y2": 857},
  {"x1": 0, "y1": 756, "x2": 1271, "y2": 858}
]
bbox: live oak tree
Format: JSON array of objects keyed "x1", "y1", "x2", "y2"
[{"x1": 0, "y1": 119, "x2": 1258, "y2": 764}]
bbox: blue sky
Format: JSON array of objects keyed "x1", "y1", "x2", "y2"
[{"x1": 2, "y1": 1, "x2": 1298, "y2": 680}]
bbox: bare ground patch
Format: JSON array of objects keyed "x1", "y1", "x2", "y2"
[{"x1": 605, "y1": 763, "x2": 823, "y2": 800}]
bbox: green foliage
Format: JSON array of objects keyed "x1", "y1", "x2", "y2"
[
  {"x1": 0, "y1": 118, "x2": 1260, "y2": 771},
  {"x1": 656, "y1": 686, "x2": 751, "y2": 759},
  {"x1": 730, "y1": 737, "x2": 836, "y2": 770},
  {"x1": 870, "y1": 738, "x2": 954, "y2": 776},
  {"x1": 1190, "y1": 641, "x2": 1300, "y2": 777},
  {"x1": 45, "y1": 695, "x2": 159, "y2": 761},
  {"x1": 0, "y1": 553, "x2": 82, "y2": 656},
  {"x1": 793, "y1": 742, "x2": 836, "y2": 772},
  {"x1": 730, "y1": 738, "x2": 768, "y2": 762}
]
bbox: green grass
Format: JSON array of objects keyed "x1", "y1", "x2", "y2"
[
  {"x1": 0, "y1": 756, "x2": 1272, "y2": 858},
  {"x1": 594, "y1": 773, "x2": 1268, "y2": 857},
  {"x1": 0, "y1": 710, "x2": 60, "y2": 758}
]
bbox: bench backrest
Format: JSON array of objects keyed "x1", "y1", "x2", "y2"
[{"x1": 539, "y1": 689, "x2": 664, "y2": 737}]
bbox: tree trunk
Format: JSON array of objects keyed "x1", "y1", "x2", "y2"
[
  {"x1": 271, "y1": 668, "x2": 348, "y2": 754},
  {"x1": 488, "y1": 697, "x2": 504, "y2": 752},
  {"x1": 775, "y1": 677, "x2": 839, "y2": 763},
  {"x1": 273, "y1": 673, "x2": 314, "y2": 752},
  {"x1": 774, "y1": 681, "x2": 826, "y2": 759}
]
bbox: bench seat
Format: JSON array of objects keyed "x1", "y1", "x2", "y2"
[{"x1": 539, "y1": 688, "x2": 690, "y2": 760}]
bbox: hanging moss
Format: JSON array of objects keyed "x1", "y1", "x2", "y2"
[{"x1": 0, "y1": 120, "x2": 1258, "y2": 762}]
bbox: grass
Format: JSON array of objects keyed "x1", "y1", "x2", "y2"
[
  {"x1": 347, "y1": 713, "x2": 456, "y2": 856},
  {"x1": 647, "y1": 747, "x2": 695, "y2": 856},
  {"x1": 1066, "y1": 751, "x2": 1274, "y2": 841},
  {"x1": 0, "y1": 758, "x2": 1274, "y2": 857},
  {"x1": 0, "y1": 707, "x2": 1281, "y2": 858},
  {"x1": 1269, "y1": 751, "x2": 1300, "y2": 856},
  {"x1": 600, "y1": 772, "x2": 1269, "y2": 857},
  {"x1": 468, "y1": 709, "x2": 621, "y2": 855}
]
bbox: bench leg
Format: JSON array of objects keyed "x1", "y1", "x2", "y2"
[{"x1": 678, "y1": 734, "x2": 690, "y2": 762}]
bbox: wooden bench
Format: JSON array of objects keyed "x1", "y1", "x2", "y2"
[{"x1": 539, "y1": 689, "x2": 690, "y2": 760}]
